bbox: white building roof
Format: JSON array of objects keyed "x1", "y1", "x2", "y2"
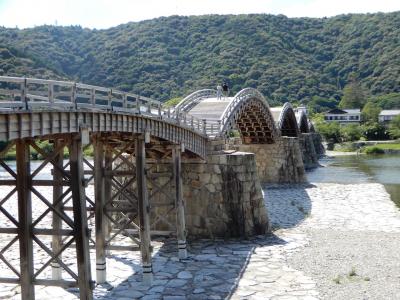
[
  {"x1": 379, "y1": 110, "x2": 400, "y2": 116},
  {"x1": 343, "y1": 109, "x2": 361, "y2": 114}
]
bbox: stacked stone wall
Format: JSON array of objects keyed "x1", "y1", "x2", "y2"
[
  {"x1": 299, "y1": 133, "x2": 318, "y2": 169},
  {"x1": 298, "y1": 133, "x2": 324, "y2": 169},
  {"x1": 182, "y1": 152, "x2": 269, "y2": 238},
  {"x1": 311, "y1": 133, "x2": 325, "y2": 157},
  {"x1": 230, "y1": 137, "x2": 306, "y2": 183},
  {"x1": 117, "y1": 149, "x2": 270, "y2": 239}
]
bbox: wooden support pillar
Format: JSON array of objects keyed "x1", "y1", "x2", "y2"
[
  {"x1": 52, "y1": 139, "x2": 63, "y2": 280},
  {"x1": 135, "y1": 136, "x2": 153, "y2": 285},
  {"x1": 69, "y1": 135, "x2": 93, "y2": 300},
  {"x1": 94, "y1": 137, "x2": 107, "y2": 283},
  {"x1": 16, "y1": 139, "x2": 35, "y2": 300},
  {"x1": 172, "y1": 145, "x2": 187, "y2": 259},
  {"x1": 104, "y1": 147, "x2": 112, "y2": 253}
]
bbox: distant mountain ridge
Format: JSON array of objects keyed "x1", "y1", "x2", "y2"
[{"x1": 0, "y1": 12, "x2": 399, "y2": 105}]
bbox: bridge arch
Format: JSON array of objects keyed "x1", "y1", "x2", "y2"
[
  {"x1": 296, "y1": 110, "x2": 310, "y2": 133},
  {"x1": 271, "y1": 103, "x2": 300, "y2": 137},
  {"x1": 219, "y1": 88, "x2": 279, "y2": 144}
]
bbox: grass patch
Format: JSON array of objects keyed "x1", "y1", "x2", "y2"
[
  {"x1": 332, "y1": 275, "x2": 342, "y2": 284},
  {"x1": 348, "y1": 267, "x2": 357, "y2": 277},
  {"x1": 363, "y1": 146, "x2": 385, "y2": 154},
  {"x1": 371, "y1": 143, "x2": 400, "y2": 150}
]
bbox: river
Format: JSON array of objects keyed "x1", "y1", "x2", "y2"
[
  {"x1": 1, "y1": 155, "x2": 399, "y2": 207},
  {"x1": 307, "y1": 154, "x2": 400, "y2": 207}
]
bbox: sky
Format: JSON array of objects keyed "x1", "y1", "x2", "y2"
[{"x1": 0, "y1": 0, "x2": 399, "y2": 29}]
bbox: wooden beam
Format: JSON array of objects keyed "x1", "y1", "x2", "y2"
[
  {"x1": 52, "y1": 139, "x2": 64, "y2": 280},
  {"x1": 136, "y1": 136, "x2": 153, "y2": 285},
  {"x1": 93, "y1": 136, "x2": 107, "y2": 283},
  {"x1": 69, "y1": 135, "x2": 93, "y2": 300},
  {"x1": 16, "y1": 139, "x2": 35, "y2": 300},
  {"x1": 104, "y1": 146, "x2": 113, "y2": 253},
  {"x1": 172, "y1": 145, "x2": 187, "y2": 259}
]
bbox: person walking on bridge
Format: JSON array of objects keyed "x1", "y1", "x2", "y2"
[
  {"x1": 222, "y1": 81, "x2": 229, "y2": 97},
  {"x1": 217, "y1": 85, "x2": 223, "y2": 100}
]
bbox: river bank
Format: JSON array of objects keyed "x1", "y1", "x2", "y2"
[{"x1": 1, "y1": 178, "x2": 399, "y2": 299}]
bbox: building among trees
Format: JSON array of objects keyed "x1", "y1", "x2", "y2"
[
  {"x1": 324, "y1": 108, "x2": 361, "y2": 124},
  {"x1": 379, "y1": 110, "x2": 400, "y2": 123}
]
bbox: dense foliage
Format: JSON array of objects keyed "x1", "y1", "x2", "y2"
[
  {"x1": 0, "y1": 12, "x2": 400, "y2": 104},
  {"x1": 389, "y1": 115, "x2": 400, "y2": 139}
]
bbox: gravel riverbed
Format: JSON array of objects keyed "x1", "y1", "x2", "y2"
[
  {"x1": 1, "y1": 182, "x2": 399, "y2": 299},
  {"x1": 267, "y1": 182, "x2": 400, "y2": 300}
]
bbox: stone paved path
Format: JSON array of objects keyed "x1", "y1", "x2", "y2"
[{"x1": 1, "y1": 182, "x2": 400, "y2": 299}]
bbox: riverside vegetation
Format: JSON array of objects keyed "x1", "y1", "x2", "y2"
[{"x1": 0, "y1": 12, "x2": 400, "y2": 107}]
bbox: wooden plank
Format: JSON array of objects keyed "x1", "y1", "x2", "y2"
[
  {"x1": 16, "y1": 139, "x2": 35, "y2": 299},
  {"x1": 69, "y1": 135, "x2": 93, "y2": 300},
  {"x1": 136, "y1": 136, "x2": 153, "y2": 285}
]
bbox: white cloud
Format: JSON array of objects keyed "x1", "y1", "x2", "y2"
[{"x1": 0, "y1": 0, "x2": 399, "y2": 29}]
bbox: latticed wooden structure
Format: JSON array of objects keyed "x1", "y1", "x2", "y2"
[{"x1": 0, "y1": 76, "x2": 312, "y2": 299}]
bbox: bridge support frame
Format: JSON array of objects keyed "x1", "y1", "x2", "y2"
[
  {"x1": 172, "y1": 145, "x2": 187, "y2": 259},
  {"x1": 69, "y1": 135, "x2": 93, "y2": 300},
  {"x1": 0, "y1": 135, "x2": 94, "y2": 300},
  {"x1": 136, "y1": 136, "x2": 153, "y2": 285},
  {"x1": 16, "y1": 139, "x2": 35, "y2": 300}
]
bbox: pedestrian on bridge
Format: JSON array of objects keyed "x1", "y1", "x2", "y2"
[
  {"x1": 222, "y1": 81, "x2": 229, "y2": 97},
  {"x1": 217, "y1": 85, "x2": 223, "y2": 99}
]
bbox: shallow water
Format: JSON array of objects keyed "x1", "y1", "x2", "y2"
[{"x1": 307, "y1": 154, "x2": 400, "y2": 207}]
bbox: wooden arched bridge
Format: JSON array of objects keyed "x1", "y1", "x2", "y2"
[{"x1": 0, "y1": 76, "x2": 317, "y2": 299}]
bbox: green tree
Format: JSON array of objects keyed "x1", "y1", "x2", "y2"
[
  {"x1": 163, "y1": 97, "x2": 182, "y2": 108},
  {"x1": 315, "y1": 121, "x2": 341, "y2": 143},
  {"x1": 389, "y1": 115, "x2": 400, "y2": 139},
  {"x1": 340, "y1": 124, "x2": 362, "y2": 142},
  {"x1": 339, "y1": 81, "x2": 366, "y2": 109},
  {"x1": 361, "y1": 122, "x2": 390, "y2": 140},
  {"x1": 361, "y1": 101, "x2": 381, "y2": 123}
]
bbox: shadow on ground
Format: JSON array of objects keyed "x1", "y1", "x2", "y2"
[
  {"x1": 65, "y1": 233, "x2": 288, "y2": 299},
  {"x1": 64, "y1": 184, "x2": 314, "y2": 299}
]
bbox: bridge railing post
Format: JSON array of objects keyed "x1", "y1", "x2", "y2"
[
  {"x1": 217, "y1": 120, "x2": 222, "y2": 137},
  {"x1": 176, "y1": 108, "x2": 180, "y2": 125},
  {"x1": 202, "y1": 119, "x2": 207, "y2": 135},
  {"x1": 90, "y1": 89, "x2": 96, "y2": 107},
  {"x1": 21, "y1": 78, "x2": 28, "y2": 110},
  {"x1": 123, "y1": 93, "x2": 127, "y2": 109},
  {"x1": 190, "y1": 116, "x2": 194, "y2": 129},
  {"x1": 167, "y1": 107, "x2": 171, "y2": 119},
  {"x1": 108, "y1": 89, "x2": 112, "y2": 110},
  {"x1": 136, "y1": 96, "x2": 141, "y2": 114},
  {"x1": 71, "y1": 83, "x2": 77, "y2": 110},
  {"x1": 158, "y1": 103, "x2": 162, "y2": 118},
  {"x1": 48, "y1": 83, "x2": 54, "y2": 105}
]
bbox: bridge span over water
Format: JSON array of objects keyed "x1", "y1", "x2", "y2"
[{"x1": 0, "y1": 76, "x2": 321, "y2": 299}]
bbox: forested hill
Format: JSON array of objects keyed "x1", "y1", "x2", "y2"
[{"x1": 0, "y1": 12, "x2": 399, "y2": 105}]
